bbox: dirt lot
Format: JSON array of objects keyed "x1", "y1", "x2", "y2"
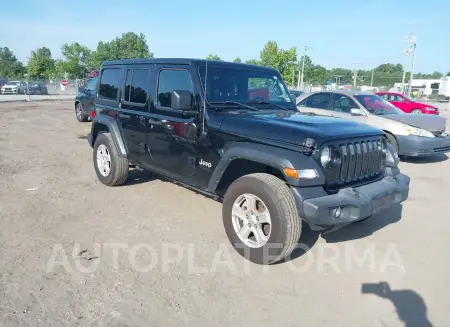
[{"x1": 1, "y1": 101, "x2": 450, "y2": 327}]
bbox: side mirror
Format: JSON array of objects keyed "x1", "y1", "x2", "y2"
[
  {"x1": 171, "y1": 90, "x2": 192, "y2": 111},
  {"x1": 350, "y1": 108, "x2": 364, "y2": 116}
]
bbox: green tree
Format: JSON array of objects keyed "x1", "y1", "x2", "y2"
[
  {"x1": 245, "y1": 59, "x2": 260, "y2": 65},
  {"x1": 27, "y1": 47, "x2": 54, "y2": 79},
  {"x1": 0, "y1": 47, "x2": 26, "y2": 77},
  {"x1": 206, "y1": 54, "x2": 221, "y2": 60},
  {"x1": 259, "y1": 41, "x2": 297, "y2": 85},
  {"x1": 233, "y1": 57, "x2": 242, "y2": 63},
  {"x1": 90, "y1": 32, "x2": 153, "y2": 69},
  {"x1": 59, "y1": 42, "x2": 92, "y2": 77}
]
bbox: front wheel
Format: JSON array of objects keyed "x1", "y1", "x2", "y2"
[
  {"x1": 411, "y1": 109, "x2": 422, "y2": 114},
  {"x1": 222, "y1": 173, "x2": 301, "y2": 264},
  {"x1": 93, "y1": 133, "x2": 129, "y2": 186}
]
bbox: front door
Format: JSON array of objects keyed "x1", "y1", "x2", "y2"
[{"x1": 145, "y1": 65, "x2": 203, "y2": 185}]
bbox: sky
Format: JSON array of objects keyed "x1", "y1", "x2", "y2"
[{"x1": 1, "y1": 0, "x2": 449, "y2": 73}]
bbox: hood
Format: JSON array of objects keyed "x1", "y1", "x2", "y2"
[
  {"x1": 219, "y1": 111, "x2": 383, "y2": 147},
  {"x1": 384, "y1": 114, "x2": 447, "y2": 133}
]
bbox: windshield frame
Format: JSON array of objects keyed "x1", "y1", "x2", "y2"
[
  {"x1": 354, "y1": 94, "x2": 404, "y2": 116},
  {"x1": 197, "y1": 64, "x2": 296, "y2": 111}
]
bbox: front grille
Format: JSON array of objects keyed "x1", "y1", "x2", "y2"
[{"x1": 323, "y1": 137, "x2": 385, "y2": 192}]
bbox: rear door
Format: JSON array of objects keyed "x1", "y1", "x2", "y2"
[
  {"x1": 297, "y1": 92, "x2": 333, "y2": 116},
  {"x1": 82, "y1": 77, "x2": 98, "y2": 114},
  {"x1": 118, "y1": 66, "x2": 153, "y2": 165}
]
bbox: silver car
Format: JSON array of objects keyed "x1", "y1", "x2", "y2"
[{"x1": 297, "y1": 90, "x2": 450, "y2": 157}]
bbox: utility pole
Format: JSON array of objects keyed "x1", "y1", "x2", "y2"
[
  {"x1": 298, "y1": 45, "x2": 311, "y2": 90},
  {"x1": 371, "y1": 69, "x2": 374, "y2": 87},
  {"x1": 401, "y1": 70, "x2": 406, "y2": 93},
  {"x1": 352, "y1": 69, "x2": 358, "y2": 89},
  {"x1": 404, "y1": 34, "x2": 417, "y2": 96}
]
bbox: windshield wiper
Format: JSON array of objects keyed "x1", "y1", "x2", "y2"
[
  {"x1": 247, "y1": 100, "x2": 291, "y2": 111},
  {"x1": 211, "y1": 101, "x2": 260, "y2": 111}
]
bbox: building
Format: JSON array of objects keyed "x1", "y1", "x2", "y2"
[{"x1": 392, "y1": 78, "x2": 442, "y2": 96}]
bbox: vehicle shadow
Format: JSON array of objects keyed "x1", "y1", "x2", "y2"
[
  {"x1": 123, "y1": 168, "x2": 158, "y2": 186},
  {"x1": 361, "y1": 281, "x2": 433, "y2": 327},
  {"x1": 275, "y1": 224, "x2": 320, "y2": 264},
  {"x1": 321, "y1": 204, "x2": 402, "y2": 243},
  {"x1": 401, "y1": 153, "x2": 448, "y2": 164}
]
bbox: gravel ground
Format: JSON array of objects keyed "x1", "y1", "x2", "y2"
[{"x1": 1, "y1": 101, "x2": 450, "y2": 327}]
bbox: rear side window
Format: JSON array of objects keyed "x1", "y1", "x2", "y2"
[
  {"x1": 157, "y1": 69, "x2": 193, "y2": 108},
  {"x1": 305, "y1": 93, "x2": 331, "y2": 109},
  {"x1": 124, "y1": 69, "x2": 150, "y2": 104},
  {"x1": 98, "y1": 69, "x2": 122, "y2": 100}
]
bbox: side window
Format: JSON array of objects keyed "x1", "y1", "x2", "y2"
[
  {"x1": 157, "y1": 69, "x2": 193, "y2": 108},
  {"x1": 86, "y1": 77, "x2": 98, "y2": 92},
  {"x1": 305, "y1": 93, "x2": 331, "y2": 109},
  {"x1": 98, "y1": 69, "x2": 122, "y2": 100},
  {"x1": 332, "y1": 95, "x2": 359, "y2": 113},
  {"x1": 124, "y1": 69, "x2": 150, "y2": 104},
  {"x1": 379, "y1": 94, "x2": 389, "y2": 100},
  {"x1": 394, "y1": 95, "x2": 405, "y2": 102}
]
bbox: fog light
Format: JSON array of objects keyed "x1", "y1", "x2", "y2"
[{"x1": 331, "y1": 207, "x2": 342, "y2": 219}]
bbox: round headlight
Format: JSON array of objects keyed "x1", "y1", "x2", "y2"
[{"x1": 320, "y1": 146, "x2": 332, "y2": 167}]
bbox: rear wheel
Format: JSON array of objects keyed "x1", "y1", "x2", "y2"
[
  {"x1": 75, "y1": 102, "x2": 88, "y2": 122},
  {"x1": 411, "y1": 109, "x2": 422, "y2": 114},
  {"x1": 93, "y1": 133, "x2": 129, "y2": 186},
  {"x1": 222, "y1": 173, "x2": 301, "y2": 264}
]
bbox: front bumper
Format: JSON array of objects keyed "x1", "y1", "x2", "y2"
[
  {"x1": 291, "y1": 170, "x2": 410, "y2": 231},
  {"x1": 1, "y1": 89, "x2": 19, "y2": 94},
  {"x1": 397, "y1": 134, "x2": 450, "y2": 157}
]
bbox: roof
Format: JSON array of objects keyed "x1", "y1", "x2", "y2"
[
  {"x1": 101, "y1": 58, "x2": 277, "y2": 71},
  {"x1": 304, "y1": 89, "x2": 376, "y2": 96}
]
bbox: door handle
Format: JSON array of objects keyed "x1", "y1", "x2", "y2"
[
  {"x1": 139, "y1": 116, "x2": 148, "y2": 126},
  {"x1": 119, "y1": 113, "x2": 130, "y2": 119},
  {"x1": 147, "y1": 118, "x2": 161, "y2": 125}
]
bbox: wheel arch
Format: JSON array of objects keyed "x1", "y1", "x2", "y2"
[
  {"x1": 91, "y1": 115, "x2": 128, "y2": 158},
  {"x1": 208, "y1": 142, "x2": 324, "y2": 194}
]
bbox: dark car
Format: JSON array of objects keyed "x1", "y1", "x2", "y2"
[
  {"x1": 86, "y1": 58, "x2": 410, "y2": 264},
  {"x1": 289, "y1": 90, "x2": 304, "y2": 98},
  {"x1": 74, "y1": 77, "x2": 98, "y2": 122},
  {"x1": 25, "y1": 82, "x2": 48, "y2": 95}
]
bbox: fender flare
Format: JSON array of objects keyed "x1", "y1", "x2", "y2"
[
  {"x1": 207, "y1": 142, "x2": 325, "y2": 192},
  {"x1": 90, "y1": 115, "x2": 128, "y2": 157}
]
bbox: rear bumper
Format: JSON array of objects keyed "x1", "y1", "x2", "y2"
[
  {"x1": 397, "y1": 134, "x2": 450, "y2": 157},
  {"x1": 291, "y1": 170, "x2": 410, "y2": 231}
]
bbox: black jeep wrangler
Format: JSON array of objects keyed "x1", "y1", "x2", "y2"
[{"x1": 87, "y1": 58, "x2": 410, "y2": 264}]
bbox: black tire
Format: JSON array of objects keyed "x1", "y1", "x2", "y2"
[
  {"x1": 411, "y1": 109, "x2": 422, "y2": 114},
  {"x1": 75, "y1": 102, "x2": 88, "y2": 122},
  {"x1": 93, "y1": 133, "x2": 128, "y2": 186},
  {"x1": 385, "y1": 132, "x2": 398, "y2": 153},
  {"x1": 222, "y1": 173, "x2": 301, "y2": 265}
]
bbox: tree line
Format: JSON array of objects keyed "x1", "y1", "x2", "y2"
[{"x1": 1, "y1": 32, "x2": 449, "y2": 87}]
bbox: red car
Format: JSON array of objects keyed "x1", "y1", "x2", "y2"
[{"x1": 376, "y1": 92, "x2": 439, "y2": 115}]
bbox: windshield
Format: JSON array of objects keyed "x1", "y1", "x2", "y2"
[
  {"x1": 354, "y1": 94, "x2": 403, "y2": 115},
  {"x1": 198, "y1": 65, "x2": 295, "y2": 110},
  {"x1": 6, "y1": 81, "x2": 19, "y2": 86}
]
